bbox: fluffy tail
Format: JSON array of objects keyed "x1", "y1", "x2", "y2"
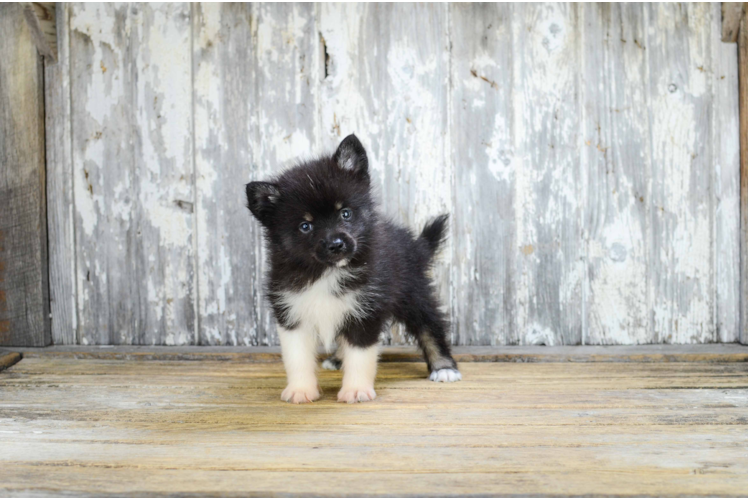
[{"x1": 418, "y1": 214, "x2": 449, "y2": 258}]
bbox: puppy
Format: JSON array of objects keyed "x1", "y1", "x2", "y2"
[{"x1": 246, "y1": 134, "x2": 461, "y2": 404}]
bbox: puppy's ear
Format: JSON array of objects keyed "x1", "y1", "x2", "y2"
[
  {"x1": 333, "y1": 134, "x2": 368, "y2": 178},
  {"x1": 246, "y1": 182, "x2": 280, "y2": 222}
]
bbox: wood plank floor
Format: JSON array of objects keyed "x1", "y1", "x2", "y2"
[{"x1": 1, "y1": 355, "x2": 747, "y2": 496}]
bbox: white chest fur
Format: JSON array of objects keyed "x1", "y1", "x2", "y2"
[{"x1": 278, "y1": 268, "x2": 364, "y2": 351}]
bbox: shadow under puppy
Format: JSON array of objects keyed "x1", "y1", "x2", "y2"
[{"x1": 246, "y1": 134, "x2": 461, "y2": 404}]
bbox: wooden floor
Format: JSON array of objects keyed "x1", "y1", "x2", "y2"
[{"x1": 1, "y1": 351, "x2": 748, "y2": 496}]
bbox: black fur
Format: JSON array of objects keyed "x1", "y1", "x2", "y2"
[{"x1": 246, "y1": 134, "x2": 457, "y2": 373}]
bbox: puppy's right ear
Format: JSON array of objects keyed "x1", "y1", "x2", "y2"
[
  {"x1": 246, "y1": 182, "x2": 280, "y2": 223},
  {"x1": 333, "y1": 133, "x2": 369, "y2": 178}
]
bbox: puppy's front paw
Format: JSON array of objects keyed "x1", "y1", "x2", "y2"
[
  {"x1": 281, "y1": 385, "x2": 320, "y2": 404},
  {"x1": 337, "y1": 386, "x2": 376, "y2": 404},
  {"x1": 429, "y1": 368, "x2": 462, "y2": 383}
]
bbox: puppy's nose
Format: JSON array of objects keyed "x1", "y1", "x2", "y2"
[{"x1": 327, "y1": 238, "x2": 345, "y2": 254}]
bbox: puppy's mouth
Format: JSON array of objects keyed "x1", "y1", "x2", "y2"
[{"x1": 315, "y1": 251, "x2": 355, "y2": 267}]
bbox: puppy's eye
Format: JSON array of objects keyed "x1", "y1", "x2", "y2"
[
  {"x1": 341, "y1": 209, "x2": 352, "y2": 220},
  {"x1": 299, "y1": 222, "x2": 312, "y2": 233}
]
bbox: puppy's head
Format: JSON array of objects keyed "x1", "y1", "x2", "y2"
[{"x1": 246, "y1": 134, "x2": 374, "y2": 268}]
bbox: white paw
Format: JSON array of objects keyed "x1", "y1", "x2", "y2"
[
  {"x1": 281, "y1": 385, "x2": 320, "y2": 404},
  {"x1": 429, "y1": 368, "x2": 462, "y2": 383},
  {"x1": 321, "y1": 359, "x2": 340, "y2": 371},
  {"x1": 337, "y1": 386, "x2": 376, "y2": 404}
]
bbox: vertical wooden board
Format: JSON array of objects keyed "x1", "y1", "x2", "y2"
[
  {"x1": 70, "y1": 2, "x2": 136, "y2": 344},
  {"x1": 318, "y1": 2, "x2": 387, "y2": 347},
  {"x1": 319, "y1": 4, "x2": 451, "y2": 345},
  {"x1": 376, "y1": 4, "x2": 451, "y2": 342},
  {"x1": 710, "y1": 3, "x2": 740, "y2": 343},
  {"x1": 509, "y1": 3, "x2": 584, "y2": 345},
  {"x1": 193, "y1": 4, "x2": 257, "y2": 346},
  {"x1": 449, "y1": 4, "x2": 515, "y2": 345},
  {"x1": 0, "y1": 3, "x2": 50, "y2": 347},
  {"x1": 251, "y1": 3, "x2": 320, "y2": 345},
  {"x1": 46, "y1": 3, "x2": 77, "y2": 345},
  {"x1": 194, "y1": 3, "x2": 318, "y2": 345},
  {"x1": 130, "y1": 3, "x2": 194, "y2": 345},
  {"x1": 318, "y1": 3, "x2": 398, "y2": 344},
  {"x1": 582, "y1": 4, "x2": 650, "y2": 344},
  {"x1": 71, "y1": 3, "x2": 195, "y2": 345},
  {"x1": 647, "y1": 4, "x2": 715, "y2": 343},
  {"x1": 740, "y1": 13, "x2": 748, "y2": 345}
]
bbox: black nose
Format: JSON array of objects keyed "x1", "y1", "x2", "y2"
[{"x1": 327, "y1": 238, "x2": 345, "y2": 253}]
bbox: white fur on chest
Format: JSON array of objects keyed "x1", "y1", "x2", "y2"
[{"x1": 278, "y1": 269, "x2": 364, "y2": 351}]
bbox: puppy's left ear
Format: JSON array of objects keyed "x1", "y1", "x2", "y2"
[
  {"x1": 333, "y1": 134, "x2": 369, "y2": 178},
  {"x1": 246, "y1": 181, "x2": 280, "y2": 223}
]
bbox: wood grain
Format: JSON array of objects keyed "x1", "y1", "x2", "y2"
[
  {"x1": 0, "y1": 351, "x2": 21, "y2": 372},
  {"x1": 722, "y1": 2, "x2": 744, "y2": 42},
  {"x1": 22, "y1": 2, "x2": 56, "y2": 60},
  {"x1": 47, "y1": 3, "x2": 742, "y2": 346},
  {"x1": 1, "y1": 358, "x2": 747, "y2": 496},
  {"x1": 712, "y1": 3, "x2": 742, "y2": 342},
  {"x1": 582, "y1": 4, "x2": 650, "y2": 344},
  {"x1": 45, "y1": 3, "x2": 76, "y2": 345},
  {"x1": 69, "y1": 3, "x2": 195, "y2": 345},
  {"x1": 740, "y1": 10, "x2": 748, "y2": 345},
  {"x1": 511, "y1": 3, "x2": 585, "y2": 345},
  {"x1": 647, "y1": 4, "x2": 716, "y2": 343},
  {"x1": 16, "y1": 344, "x2": 748, "y2": 364},
  {"x1": 193, "y1": 3, "x2": 319, "y2": 346},
  {"x1": 131, "y1": 3, "x2": 195, "y2": 345},
  {"x1": 70, "y1": 3, "x2": 136, "y2": 344},
  {"x1": 193, "y1": 3, "x2": 259, "y2": 347},
  {"x1": 0, "y1": 3, "x2": 50, "y2": 347},
  {"x1": 449, "y1": 3, "x2": 515, "y2": 346},
  {"x1": 319, "y1": 4, "x2": 451, "y2": 345}
]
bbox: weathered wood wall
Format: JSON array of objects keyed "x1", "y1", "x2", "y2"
[
  {"x1": 0, "y1": 3, "x2": 51, "y2": 347},
  {"x1": 46, "y1": 3, "x2": 742, "y2": 346}
]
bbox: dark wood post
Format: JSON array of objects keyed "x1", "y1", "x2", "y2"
[{"x1": 0, "y1": 3, "x2": 51, "y2": 346}]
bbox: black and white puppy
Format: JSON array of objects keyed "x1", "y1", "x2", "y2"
[{"x1": 246, "y1": 134, "x2": 461, "y2": 404}]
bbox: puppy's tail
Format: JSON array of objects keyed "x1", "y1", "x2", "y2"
[{"x1": 418, "y1": 214, "x2": 449, "y2": 259}]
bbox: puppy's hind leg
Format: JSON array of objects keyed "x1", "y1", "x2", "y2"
[
  {"x1": 406, "y1": 301, "x2": 462, "y2": 383},
  {"x1": 321, "y1": 342, "x2": 344, "y2": 371},
  {"x1": 420, "y1": 329, "x2": 462, "y2": 382}
]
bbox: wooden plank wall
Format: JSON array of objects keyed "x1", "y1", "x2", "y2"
[
  {"x1": 0, "y1": 3, "x2": 51, "y2": 346},
  {"x1": 46, "y1": 3, "x2": 742, "y2": 346}
]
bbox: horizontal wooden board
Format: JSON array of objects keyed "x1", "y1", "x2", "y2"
[{"x1": 15, "y1": 344, "x2": 748, "y2": 363}]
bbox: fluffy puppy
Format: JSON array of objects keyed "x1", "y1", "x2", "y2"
[{"x1": 246, "y1": 134, "x2": 461, "y2": 404}]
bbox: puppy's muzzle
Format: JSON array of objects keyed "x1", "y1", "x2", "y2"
[
  {"x1": 316, "y1": 233, "x2": 356, "y2": 264},
  {"x1": 327, "y1": 237, "x2": 346, "y2": 254}
]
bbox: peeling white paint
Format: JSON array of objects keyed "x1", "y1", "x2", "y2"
[{"x1": 56, "y1": 3, "x2": 740, "y2": 346}]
